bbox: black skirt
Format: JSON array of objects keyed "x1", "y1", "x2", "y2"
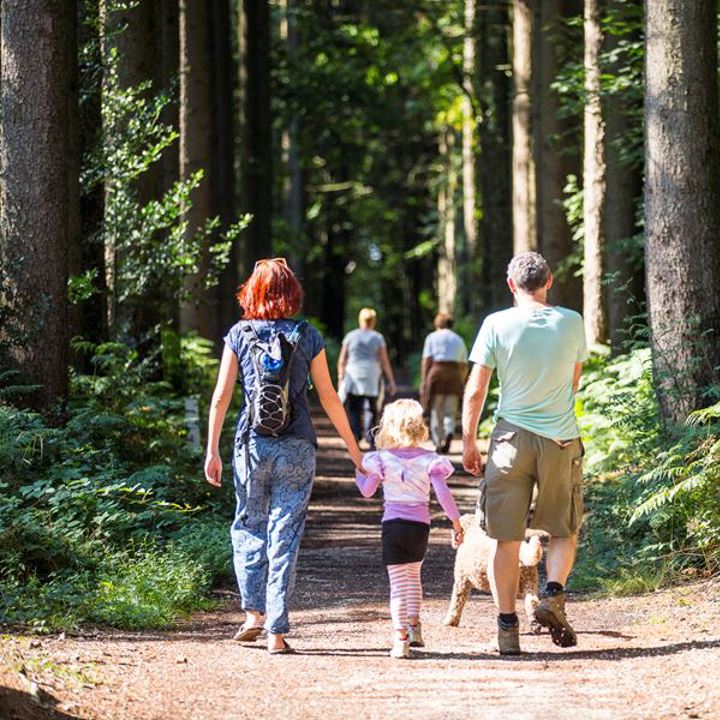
[{"x1": 381, "y1": 519, "x2": 430, "y2": 565}]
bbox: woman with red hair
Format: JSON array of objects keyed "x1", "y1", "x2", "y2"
[{"x1": 204, "y1": 258, "x2": 363, "y2": 654}]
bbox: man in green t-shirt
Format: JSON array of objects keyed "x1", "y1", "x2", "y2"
[{"x1": 462, "y1": 251, "x2": 588, "y2": 655}]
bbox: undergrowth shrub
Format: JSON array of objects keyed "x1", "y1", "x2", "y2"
[
  {"x1": 574, "y1": 347, "x2": 720, "y2": 592},
  {"x1": 0, "y1": 339, "x2": 234, "y2": 631}
]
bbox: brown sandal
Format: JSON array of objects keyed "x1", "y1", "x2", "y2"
[
  {"x1": 268, "y1": 639, "x2": 295, "y2": 655},
  {"x1": 233, "y1": 624, "x2": 264, "y2": 642}
]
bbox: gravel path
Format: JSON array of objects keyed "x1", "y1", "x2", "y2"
[{"x1": 2, "y1": 421, "x2": 720, "y2": 720}]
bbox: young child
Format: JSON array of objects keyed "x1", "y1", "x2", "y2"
[{"x1": 355, "y1": 399, "x2": 464, "y2": 658}]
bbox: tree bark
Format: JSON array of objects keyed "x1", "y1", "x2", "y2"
[
  {"x1": 480, "y1": 1, "x2": 513, "y2": 311},
  {"x1": 582, "y1": 0, "x2": 608, "y2": 345},
  {"x1": 211, "y1": 0, "x2": 239, "y2": 341},
  {"x1": 179, "y1": 0, "x2": 213, "y2": 337},
  {"x1": 437, "y1": 129, "x2": 458, "y2": 316},
  {"x1": 461, "y1": 0, "x2": 479, "y2": 315},
  {"x1": 0, "y1": 0, "x2": 76, "y2": 412},
  {"x1": 533, "y1": 0, "x2": 582, "y2": 310},
  {"x1": 511, "y1": 0, "x2": 536, "y2": 254},
  {"x1": 280, "y1": 0, "x2": 304, "y2": 274},
  {"x1": 78, "y1": 0, "x2": 107, "y2": 346},
  {"x1": 644, "y1": 0, "x2": 720, "y2": 424},
  {"x1": 239, "y1": 0, "x2": 272, "y2": 269}
]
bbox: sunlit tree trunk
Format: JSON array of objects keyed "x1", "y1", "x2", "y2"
[
  {"x1": 582, "y1": 0, "x2": 608, "y2": 345},
  {"x1": 480, "y1": 1, "x2": 513, "y2": 310},
  {"x1": 179, "y1": 0, "x2": 213, "y2": 337},
  {"x1": 0, "y1": 0, "x2": 76, "y2": 412},
  {"x1": 644, "y1": 0, "x2": 720, "y2": 424},
  {"x1": 239, "y1": 0, "x2": 272, "y2": 267},
  {"x1": 511, "y1": 0, "x2": 536, "y2": 254},
  {"x1": 437, "y1": 129, "x2": 458, "y2": 315},
  {"x1": 461, "y1": 0, "x2": 479, "y2": 315}
]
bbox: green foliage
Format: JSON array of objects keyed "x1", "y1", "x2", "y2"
[
  {"x1": 574, "y1": 349, "x2": 720, "y2": 592},
  {"x1": 0, "y1": 340, "x2": 233, "y2": 631}
]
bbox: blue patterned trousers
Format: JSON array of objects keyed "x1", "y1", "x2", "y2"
[{"x1": 231, "y1": 435, "x2": 316, "y2": 634}]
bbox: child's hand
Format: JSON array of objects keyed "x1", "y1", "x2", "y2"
[{"x1": 451, "y1": 520, "x2": 464, "y2": 549}]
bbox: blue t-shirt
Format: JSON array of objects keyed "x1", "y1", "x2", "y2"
[
  {"x1": 469, "y1": 306, "x2": 588, "y2": 440},
  {"x1": 224, "y1": 319, "x2": 325, "y2": 446}
]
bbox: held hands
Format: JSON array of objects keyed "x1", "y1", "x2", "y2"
[
  {"x1": 204, "y1": 452, "x2": 222, "y2": 487},
  {"x1": 451, "y1": 519, "x2": 464, "y2": 549},
  {"x1": 462, "y1": 439, "x2": 484, "y2": 477}
]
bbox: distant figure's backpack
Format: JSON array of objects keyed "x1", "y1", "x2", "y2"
[{"x1": 242, "y1": 320, "x2": 307, "y2": 436}]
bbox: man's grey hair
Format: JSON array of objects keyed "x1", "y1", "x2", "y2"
[{"x1": 507, "y1": 252, "x2": 551, "y2": 291}]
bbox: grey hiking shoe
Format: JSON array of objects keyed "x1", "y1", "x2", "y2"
[
  {"x1": 533, "y1": 592, "x2": 577, "y2": 647},
  {"x1": 497, "y1": 620, "x2": 521, "y2": 655}
]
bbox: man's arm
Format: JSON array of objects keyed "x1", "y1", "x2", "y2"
[
  {"x1": 573, "y1": 362, "x2": 583, "y2": 394},
  {"x1": 462, "y1": 363, "x2": 494, "y2": 476}
]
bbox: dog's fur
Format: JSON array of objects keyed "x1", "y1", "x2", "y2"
[{"x1": 444, "y1": 514, "x2": 544, "y2": 631}]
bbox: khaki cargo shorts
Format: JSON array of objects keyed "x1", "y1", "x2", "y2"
[{"x1": 477, "y1": 418, "x2": 584, "y2": 541}]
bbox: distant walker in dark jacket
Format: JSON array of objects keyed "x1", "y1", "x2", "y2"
[{"x1": 420, "y1": 313, "x2": 468, "y2": 454}]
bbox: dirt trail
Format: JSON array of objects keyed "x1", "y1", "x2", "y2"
[{"x1": 2, "y1": 419, "x2": 720, "y2": 720}]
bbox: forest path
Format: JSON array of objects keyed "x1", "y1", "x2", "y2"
[{"x1": 2, "y1": 418, "x2": 720, "y2": 720}]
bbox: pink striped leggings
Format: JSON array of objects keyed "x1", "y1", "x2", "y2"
[{"x1": 387, "y1": 561, "x2": 423, "y2": 630}]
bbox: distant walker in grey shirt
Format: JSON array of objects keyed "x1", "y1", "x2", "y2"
[{"x1": 338, "y1": 308, "x2": 397, "y2": 447}]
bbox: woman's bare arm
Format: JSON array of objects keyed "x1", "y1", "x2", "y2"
[
  {"x1": 204, "y1": 345, "x2": 239, "y2": 486},
  {"x1": 311, "y1": 349, "x2": 363, "y2": 469},
  {"x1": 379, "y1": 345, "x2": 397, "y2": 396}
]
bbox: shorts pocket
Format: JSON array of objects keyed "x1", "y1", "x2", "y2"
[{"x1": 475, "y1": 478, "x2": 488, "y2": 533}]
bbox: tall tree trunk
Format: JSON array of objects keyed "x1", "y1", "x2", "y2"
[
  {"x1": 211, "y1": 0, "x2": 239, "y2": 342},
  {"x1": 461, "y1": 0, "x2": 479, "y2": 316},
  {"x1": 480, "y1": 1, "x2": 513, "y2": 311},
  {"x1": 179, "y1": 0, "x2": 213, "y2": 337},
  {"x1": 240, "y1": 0, "x2": 272, "y2": 268},
  {"x1": 534, "y1": 0, "x2": 582, "y2": 310},
  {"x1": 582, "y1": 0, "x2": 608, "y2": 345},
  {"x1": 78, "y1": 0, "x2": 107, "y2": 347},
  {"x1": 0, "y1": 0, "x2": 76, "y2": 412},
  {"x1": 67, "y1": 1, "x2": 83, "y2": 345},
  {"x1": 644, "y1": 0, "x2": 720, "y2": 424},
  {"x1": 511, "y1": 0, "x2": 536, "y2": 254},
  {"x1": 280, "y1": 0, "x2": 304, "y2": 274},
  {"x1": 437, "y1": 129, "x2": 458, "y2": 315}
]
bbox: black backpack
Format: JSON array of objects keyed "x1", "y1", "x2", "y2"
[{"x1": 241, "y1": 320, "x2": 307, "y2": 436}]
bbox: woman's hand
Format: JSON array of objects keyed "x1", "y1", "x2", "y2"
[
  {"x1": 387, "y1": 381, "x2": 397, "y2": 397},
  {"x1": 451, "y1": 519, "x2": 464, "y2": 549},
  {"x1": 204, "y1": 453, "x2": 222, "y2": 487}
]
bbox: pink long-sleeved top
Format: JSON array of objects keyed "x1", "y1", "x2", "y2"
[{"x1": 355, "y1": 447, "x2": 460, "y2": 525}]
